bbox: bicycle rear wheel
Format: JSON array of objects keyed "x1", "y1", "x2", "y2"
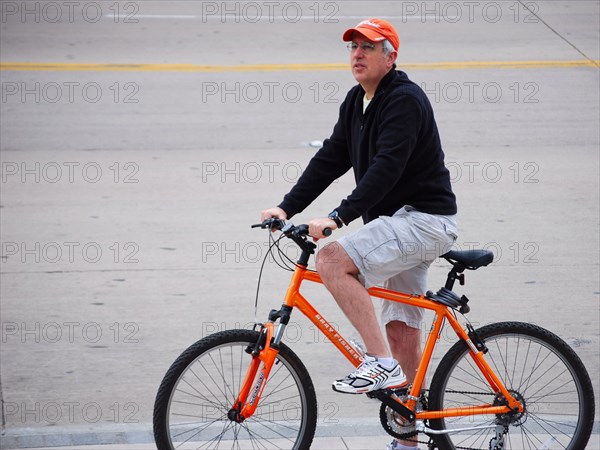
[
  {"x1": 428, "y1": 322, "x2": 595, "y2": 450},
  {"x1": 153, "y1": 329, "x2": 317, "y2": 450}
]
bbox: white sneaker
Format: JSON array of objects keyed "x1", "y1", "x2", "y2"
[{"x1": 332, "y1": 354, "x2": 407, "y2": 394}]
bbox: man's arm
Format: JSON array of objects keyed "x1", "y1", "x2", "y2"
[{"x1": 276, "y1": 103, "x2": 352, "y2": 220}]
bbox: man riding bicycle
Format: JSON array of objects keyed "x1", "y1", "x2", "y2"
[{"x1": 261, "y1": 18, "x2": 458, "y2": 450}]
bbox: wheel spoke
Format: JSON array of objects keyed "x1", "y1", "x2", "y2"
[
  {"x1": 427, "y1": 323, "x2": 593, "y2": 450},
  {"x1": 154, "y1": 330, "x2": 316, "y2": 449}
]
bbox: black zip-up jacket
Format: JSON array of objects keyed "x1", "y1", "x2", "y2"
[{"x1": 279, "y1": 67, "x2": 457, "y2": 224}]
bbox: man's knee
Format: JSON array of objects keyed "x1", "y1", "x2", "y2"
[{"x1": 315, "y1": 242, "x2": 356, "y2": 279}]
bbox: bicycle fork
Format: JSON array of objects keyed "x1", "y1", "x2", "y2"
[{"x1": 228, "y1": 321, "x2": 282, "y2": 423}]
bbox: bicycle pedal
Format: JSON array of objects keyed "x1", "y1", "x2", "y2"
[
  {"x1": 388, "y1": 385, "x2": 409, "y2": 396},
  {"x1": 366, "y1": 386, "x2": 407, "y2": 400},
  {"x1": 366, "y1": 390, "x2": 381, "y2": 400}
]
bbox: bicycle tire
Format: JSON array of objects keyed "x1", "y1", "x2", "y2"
[
  {"x1": 153, "y1": 329, "x2": 317, "y2": 450},
  {"x1": 428, "y1": 321, "x2": 595, "y2": 450}
]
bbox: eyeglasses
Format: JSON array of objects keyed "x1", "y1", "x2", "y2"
[{"x1": 347, "y1": 41, "x2": 379, "y2": 53}]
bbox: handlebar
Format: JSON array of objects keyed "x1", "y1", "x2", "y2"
[
  {"x1": 251, "y1": 219, "x2": 332, "y2": 257},
  {"x1": 251, "y1": 218, "x2": 286, "y2": 231},
  {"x1": 251, "y1": 219, "x2": 332, "y2": 237}
]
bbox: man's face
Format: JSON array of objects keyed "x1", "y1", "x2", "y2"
[{"x1": 349, "y1": 34, "x2": 395, "y2": 88}]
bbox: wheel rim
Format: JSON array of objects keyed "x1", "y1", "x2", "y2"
[
  {"x1": 165, "y1": 341, "x2": 308, "y2": 449},
  {"x1": 436, "y1": 333, "x2": 586, "y2": 449}
]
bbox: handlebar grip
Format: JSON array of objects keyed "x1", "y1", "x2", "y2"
[
  {"x1": 323, "y1": 227, "x2": 332, "y2": 237},
  {"x1": 252, "y1": 218, "x2": 286, "y2": 230}
]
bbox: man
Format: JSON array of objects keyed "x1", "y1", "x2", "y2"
[{"x1": 261, "y1": 18, "x2": 457, "y2": 450}]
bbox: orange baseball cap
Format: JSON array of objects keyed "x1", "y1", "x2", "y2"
[{"x1": 342, "y1": 18, "x2": 400, "y2": 52}]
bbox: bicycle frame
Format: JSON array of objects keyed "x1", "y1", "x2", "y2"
[{"x1": 232, "y1": 260, "x2": 523, "y2": 425}]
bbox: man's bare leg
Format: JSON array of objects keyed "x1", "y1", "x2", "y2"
[
  {"x1": 387, "y1": 320, "x2": 422, "y2": 448},
  {"x1": 316, "y1": 242, "x2": 390, "y2": 358},
  {"x1": 386, "y1": 321, "x2": 422, "y2": 382}
]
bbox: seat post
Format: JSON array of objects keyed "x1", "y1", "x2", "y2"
[{"x1": 444, "y1": 264, "x2": 465, "y2": 290}]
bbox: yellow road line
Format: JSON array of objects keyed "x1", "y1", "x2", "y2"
[{"x1": 1, "y1": 60, "x2": 599, "y2": 72}]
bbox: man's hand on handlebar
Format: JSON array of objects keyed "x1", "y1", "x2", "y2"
[
  {"x1": 308, "y1": 218, "x2": 337, "y2": 240},
  {"x1": 258, "y1": 208, "x2": 334, "y2": 239},
  {"x1": 260, "y1": 207, "x2": 287, "y2": 223}
]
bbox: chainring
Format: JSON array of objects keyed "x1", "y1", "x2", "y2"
[{"x1": 379, "y1": 402, "x2": 418, "y2": 439}]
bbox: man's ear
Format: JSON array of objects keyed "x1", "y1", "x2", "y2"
[{"x1": 387, "y1": 51, "x2": 397, "y2": 68}]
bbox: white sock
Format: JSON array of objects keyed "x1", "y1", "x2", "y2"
[
  {"x1": 393, "y1": 442, "x2": 418, "y2": 450},
  {"x1": 376, "y1": 356, "x2": 397, "y2": 369}
]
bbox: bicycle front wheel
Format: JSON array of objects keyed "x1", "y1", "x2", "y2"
[
  {"x1": 428, "y1": 322, "x2": 595, "y2": 450},
  {"x1": 153, "y1": 329, "x2": 317, "y2": 450}
]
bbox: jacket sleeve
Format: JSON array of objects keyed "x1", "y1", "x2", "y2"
[
  {"x1": 335, "y1": 94, "x2": 422, "y2": 224},
  {"x1": 278, "y1": 102, "x2": 352, "y2": 219}
]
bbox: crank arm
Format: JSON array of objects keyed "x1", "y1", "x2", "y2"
[
  {"x1": 369, "y1": 389, "x2": 415, "y2": 422},
  {"x1": 417, "y1": 421, "x2": 497, "y2": 435}
]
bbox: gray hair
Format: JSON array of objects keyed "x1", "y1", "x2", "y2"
[{"x1": 382, "y1": 39, "x2": 397, "y2": 61}]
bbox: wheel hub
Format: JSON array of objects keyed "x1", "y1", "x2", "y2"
[
  {"x1": 494, "y1": 390, "x2": 527, "y2": 426},
  {"x1": 227, "y1": 406, "x2": 245, "y2": 423}
]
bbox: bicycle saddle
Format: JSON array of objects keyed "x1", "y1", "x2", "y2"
[{"x1": 442, "y1": 249, "x2": 494, "y2": 269}]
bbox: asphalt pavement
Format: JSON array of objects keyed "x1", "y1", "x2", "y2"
[{"x1": 1, "y1": 1, "x2": 599, "y2": 449}]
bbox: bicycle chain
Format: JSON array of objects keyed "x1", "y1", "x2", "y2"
[
  {"x1": 400, "y1": 429, "x2": 490, "y2": 449},
  {"x1": 394, "y1": 389, "x2": 498, "y2": 450}
]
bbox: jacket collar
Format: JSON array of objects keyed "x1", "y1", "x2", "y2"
[
  {"x1": 356, "y1": 65, "x2": 400, "y2": 117},
  {"x1": 358, "y1": 64, "x2": 399, "y2": 100},
  {"x1": 375, "y1": 64, "x2": 399, "y2": 96}
]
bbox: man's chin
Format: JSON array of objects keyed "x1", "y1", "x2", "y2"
[{"x1": 352, "y1": 69, "x2": 368, "y2": 82}]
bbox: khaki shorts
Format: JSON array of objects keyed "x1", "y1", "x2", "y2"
[{"x1": 338, "y1": 206, "x2": 458, "y2": 329}]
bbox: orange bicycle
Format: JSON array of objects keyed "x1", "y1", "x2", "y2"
[{"x1": 153, "y1": 219, "x2": 595, "y2": 449}]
